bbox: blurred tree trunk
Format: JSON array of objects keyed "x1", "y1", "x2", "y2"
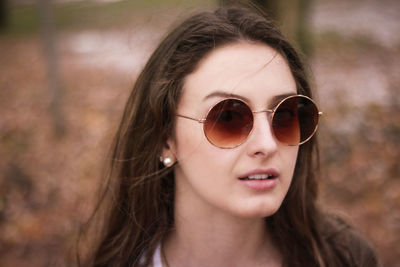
[
  {"x1": 220, "y1": 0, "x2": 313, "y2": 56},
  {"x1": 276, "y1": 0, "x2": 313, "y2": 56},
  {"x1": 38, "y1": 0, "x2": 65, "y2": 137},
  {"x1": 0, "y1": 0, "x2": 8, "y2": 30},
  {"x1": 251, "y1": 0, "x2": 279, "y2": 19}
]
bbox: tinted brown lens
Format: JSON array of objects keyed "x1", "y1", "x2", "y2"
[
  {"x1": 204, "y1": 99, "x2": 253, "y2": 148},
  {"x1": 272, "y1": 96, "x2": 318, "y2": 145}
]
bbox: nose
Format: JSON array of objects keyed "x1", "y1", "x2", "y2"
[{"x1": 245, "y1": 113, "x2": 278, "y2": 158}]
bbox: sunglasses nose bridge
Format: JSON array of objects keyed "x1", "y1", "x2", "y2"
[
  {"x1": 251, "y1": 110, "x2": 274, "y2": 132},
  {"x1": 251, "y1": 109, "x2": 282, "y2": 143},
  {"x1": 246, "y1": 109, "x2": 278, "y2": 153},
  {"x1": 252, "y1": 109, "x2": 274, "y2": 121},
  {"x1": 251, "y1": 109, "x2": 275, "y2": 133}
]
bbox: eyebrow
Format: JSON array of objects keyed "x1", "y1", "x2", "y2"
[
  {"x1": 268, "y1": 93, "x2": 297, "y2": 108},
  {"x1": 203, "y1": 91, "x2": 297, "y2": 108},
  {"x1": 203, "y1": 91, "x2": 250, "y2": 102}
]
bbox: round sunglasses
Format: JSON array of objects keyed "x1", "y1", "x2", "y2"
[{"x1": 176, "y1": 94, "x2": 323, "y2": 148}]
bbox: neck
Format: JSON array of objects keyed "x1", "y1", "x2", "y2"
[{"x1": 163, "y1": 190, "x2": 282, "y2": 266}]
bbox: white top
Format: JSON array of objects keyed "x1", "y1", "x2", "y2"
[{"x1": 152, "y1": 244, "x2": 163, "y2": 267}]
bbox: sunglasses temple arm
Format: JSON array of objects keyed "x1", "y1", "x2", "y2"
[{"x1": 176, "y1": 114, "x2": 206, "y2": 123}]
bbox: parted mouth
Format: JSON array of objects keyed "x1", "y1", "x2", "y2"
[
  {"x1": 239, "y1": 174, "x2": 276, "y2": 180},
  {"x1": 238, "y1": 169, "x2": 279, "y2": 181}
]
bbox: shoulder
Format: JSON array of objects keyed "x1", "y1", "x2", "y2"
[{"x1": 321, "y1": 214, "x2": 382, "y2": 267}]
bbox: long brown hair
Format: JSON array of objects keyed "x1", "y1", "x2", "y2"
[{"x1": 80, "y1": 6, "x2": 380, "y2": 267}]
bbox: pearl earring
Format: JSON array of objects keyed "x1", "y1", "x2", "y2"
[{"x1": 160, "y1": 156, "x2": 174, "y2": 167}]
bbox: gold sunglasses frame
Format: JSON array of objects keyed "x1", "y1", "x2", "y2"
[{"x1": 176, "y1": 94, "x2": 323, "y2": 148}]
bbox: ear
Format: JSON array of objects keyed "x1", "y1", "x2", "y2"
[{"x1": 160, "y1": 138, "x2": 177, "y2": 167}]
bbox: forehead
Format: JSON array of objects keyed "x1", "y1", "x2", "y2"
[{"x1": 180, "y1": 41, "x2": 296, "y2": 110}]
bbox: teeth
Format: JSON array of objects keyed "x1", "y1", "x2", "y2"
[{"x1": 247, "y1": 174, "x2": 273, "y2": 180}]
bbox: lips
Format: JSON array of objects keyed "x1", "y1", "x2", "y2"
[
  {"x1": 239, "y1": 169, "x2": 279, "y2": 181},
  {"x1": 238, "y1": 169, "x2": 280, "y2": 190}
]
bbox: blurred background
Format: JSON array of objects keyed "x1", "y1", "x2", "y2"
[{"x1": 0, "y1": 0, "x2": 399, "y2": 266}]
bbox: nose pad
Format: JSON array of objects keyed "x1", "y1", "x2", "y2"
[{"x1": 246, "y1": 113, "x2": 278, "y2": 157}]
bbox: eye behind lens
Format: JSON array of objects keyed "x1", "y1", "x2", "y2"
[
  {"x1": 272, "y1": 96, "x2": 319, "y2": 146},
  {"x1": 204, "y1": 99, "x2": 253, "y2": 148},
  {"x1": 203, "y1": 96, "x2": 320, "y2": 147}
]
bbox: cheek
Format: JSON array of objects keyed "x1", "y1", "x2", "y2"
[
  {"x1": 280, "y1": 146, "x2": 299, "y2": 183},
  {"x1": 289, "y1": 148, "x2": 299, "y2": 170},
  {"x1": 173, "y1": 122, "x2": 232, "y2": 202},
  {"x1": 173, "y1": 120, "x2": 236, "y2": 183},
  {"x1": 173, "y1": 120, "x2": 205, "y2": 160},
  {"x1": 173, "y1": 118, "x2": 233, "y2": 165},
  {"x1": 174, "y1": 122, "x2": 228, "y2": 170}
]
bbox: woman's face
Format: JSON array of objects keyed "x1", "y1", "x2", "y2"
[{"x1": 164, "y1": 42, "x2": 299, "y2": 219}]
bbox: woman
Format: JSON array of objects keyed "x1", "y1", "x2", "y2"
[{"x1": 81, "y1": 6, "x2": 381, "y2": 267}]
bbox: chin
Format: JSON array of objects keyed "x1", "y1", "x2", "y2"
[{"x1": 233, "y1": 203, "x2": 282, "y2": 219}]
